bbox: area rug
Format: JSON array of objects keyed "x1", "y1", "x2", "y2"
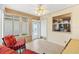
[{"x1": 22, "y1": 49, "x2": 38, "y2": 54}]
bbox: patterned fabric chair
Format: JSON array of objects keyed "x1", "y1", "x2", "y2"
[
  {"x1": 0, "y1": 45, "x2": 17, "y2": 54},
  {"x1": 0, "y1": 45, "x2": 38, "y2": 54},
  {"x1": 2, "y1": 35, "x2": 26, "y2": 53}
]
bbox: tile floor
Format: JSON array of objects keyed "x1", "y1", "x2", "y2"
[{"x1": 26, "y1": 39, "x2": 64, "y2": 54}]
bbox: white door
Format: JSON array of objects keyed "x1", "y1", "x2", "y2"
[{"x1": 32, "y1": 21, "x2": 41, "y2": 40}]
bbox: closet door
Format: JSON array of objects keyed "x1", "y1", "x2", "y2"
[
  {"x1": 13, "y1": 16, "x2": 20, "y2": 36},
  {"x1": 4, "y1": 15, "x2": 13, "y2": 36}
]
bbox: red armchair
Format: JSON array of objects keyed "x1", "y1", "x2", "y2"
[
  {"x1": 0, "y1": 45, "x2": 17, "y2": 54},
  {"x1": 2, "y1": 35, "x2": 26, "y2": 53},
  {"x1": 0, "y1": 45, "x2": 38, "y2": 54}
]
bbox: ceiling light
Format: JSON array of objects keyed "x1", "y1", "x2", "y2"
[{"x1": 35, "y1": 4, "x2": 48, "y2": 16}]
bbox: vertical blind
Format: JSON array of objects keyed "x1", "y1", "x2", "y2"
[
  {"x1": 22, "y1": 17, "x2": 29, "y2": 35},
  {"x1": 13, "y1": 16, "x2": 20, "y2": 35},
  {"x1": 4, "y1": 15, "x2": 13, "y2": 36},
  {"x1": 4, "y1": 14, "x2": 29, "y2": 36}
]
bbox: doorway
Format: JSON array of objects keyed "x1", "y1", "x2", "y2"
[{"x1": 32, "y1": 20, "x2": 41, "y2": 40}]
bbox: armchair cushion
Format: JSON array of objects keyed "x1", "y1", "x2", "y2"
[
  {"x1": 12, "y1": 39, "x2": 25, "y2": 50},
  {"x1": 10, "y1": 35, "x2": 16, "y2": 45},
  {"x1": 3, "y1": 35, "x2": 16, "y2": 48}
]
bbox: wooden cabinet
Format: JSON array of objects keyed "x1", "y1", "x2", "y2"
[
  {"x1": 15, "y1": 35, "x2": 32, "y2": 43},
  {"x1": 20, "y1": 35, "x2": 32, "y2": 42},
  {"x1": 25, "y1": 36, "x2": 32, "y2": 42}
]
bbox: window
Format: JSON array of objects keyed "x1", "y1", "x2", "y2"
[
  {"x1": 0, "y1": 22, "x2": 2, "y2": 37},
  {"x1": 4, "y1": 14, "x2": 29, "y2": 36},
  {"x1": 13, "y1": 16, "x2": 20, "y2": 36},
  {"x1": 4, "y1": 15, "x2": 13, "y2": 36},
  {"x1": 22, "y1": 17, "x2": 29, "y2": 35},
  {"x1": 0, "y1": 10, "x2": 2, "y2": 38}
]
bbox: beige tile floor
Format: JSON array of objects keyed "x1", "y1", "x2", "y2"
[{"x1": 26, "y1": 39, "x2": 64, "y2": 54}]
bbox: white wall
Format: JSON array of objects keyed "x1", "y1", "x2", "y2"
[{"x1": 40, "y1": 5, "x2": 79, "y2": 46}]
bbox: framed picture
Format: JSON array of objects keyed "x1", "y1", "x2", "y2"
[{"x1": 52, "y1": 13, "x2": 71, "y2": 32}]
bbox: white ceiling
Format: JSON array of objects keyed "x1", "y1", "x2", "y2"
[{"x1": 2, "y1": 4, "x2": 75, "y2": 16}]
